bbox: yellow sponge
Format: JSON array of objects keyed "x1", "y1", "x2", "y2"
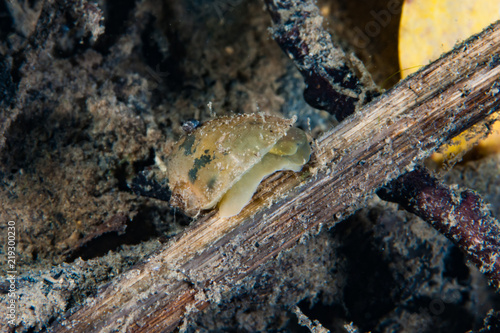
[{"x1": 398, "y1": 0, "x2": 500, "y2": 163}]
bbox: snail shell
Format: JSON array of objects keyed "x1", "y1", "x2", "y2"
[{"x1": 166, "y1": 113, "x2": 311, "y2": 217}]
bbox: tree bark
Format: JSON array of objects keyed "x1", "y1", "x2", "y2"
[
  {"x1": 51, "y1": 21, "x2": 500, "y2": 333},
  {"x1": 378, "y1": 167, "x2": 500, "y2": 288},
  {"x1": 265, "y1": 0, "x2": 500, "y2": 291}
]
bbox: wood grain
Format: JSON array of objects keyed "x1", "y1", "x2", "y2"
[{"x1": 52, "y1": 21, "x2": 500, "y2": 333}]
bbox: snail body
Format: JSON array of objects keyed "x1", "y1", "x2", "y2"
[{"x1": 166, "y1": 113, "x2": 310, "y2": 217}]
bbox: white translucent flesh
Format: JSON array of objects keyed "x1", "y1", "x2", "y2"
[
  {"x1": 218, "y1": 154, "x2": 302, "y2": 217},
  {"x1": 218, "y1": 127, "x2": 311, "y2": 218}
]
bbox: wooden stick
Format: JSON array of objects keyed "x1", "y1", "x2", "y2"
[
  {"x1": 378, "y1": 167, "x2": 500, "y2": 288},
  {"x1": 51, "y1": 21, "x2": 500, "y2": 333},
  {"x1": 266, "y1": 0, "x2": 500, "y2": 290},
  {"x1": 264, "y1": 0, "x2": 380, "y2": 120}
]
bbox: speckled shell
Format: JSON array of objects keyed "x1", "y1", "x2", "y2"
[{"x1": 166, "y1": 113, "x2": 295, "y2": 216}]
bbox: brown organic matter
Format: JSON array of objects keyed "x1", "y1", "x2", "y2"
[
  {"x1": 1, "y1": 1, "x2": 500, "y2": 332},
  {"x1": 264, "y1": 0, "x2": 380, "y2": 120},
  {"x1": 378, "y1": 167, "x2": 500, "y2": 288},
  {"x1": 50, "y1": 21, "x2": 500, "y2": 332},
  {"x1": 267, "y1": 0, "x2": 500, "y2": 291}
]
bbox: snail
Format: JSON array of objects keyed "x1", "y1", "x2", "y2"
[{"x1": 165, "y1": 113, "x2": 311, "y2": 217}]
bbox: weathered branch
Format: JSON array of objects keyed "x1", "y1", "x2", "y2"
[
  {"x1": 264, "y1": 0, "x2": 380, "y2": 120},
  {"x1": 378, "y1": 167, "x2": 500, "y2": 288},
  {"x1": 50, "y1": 20, "x2": 500, "y2": 332},
  {"x1": 265, "y1": 0, "x2": 500, "y2": 289}
]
